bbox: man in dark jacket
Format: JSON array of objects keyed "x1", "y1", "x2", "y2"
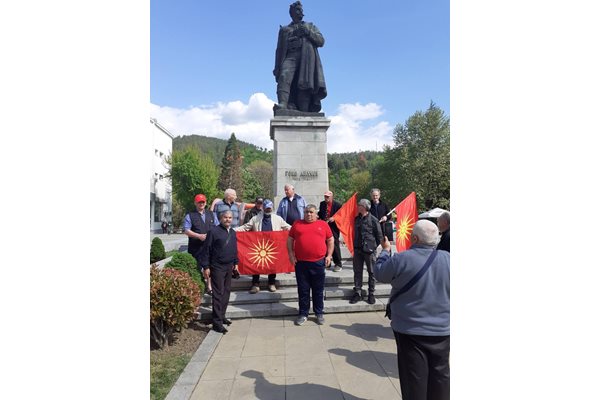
[
  {"x1": 318, "y1": 190, "x2": 343, "y2": 272},
  {"x1": 351, "y1": 198, "x2": 383, "y2": 305},
  {"x1": 243, "y1": 197, "x2": 264, "y2": 224},
  {"x1": 374, "y1": 220, "x2": 450, "y2": 400},
  {"x1": 369, "y1": 188, "x2": 391, "y2": 239},
  {"x1": 437, "y1": 211, "x2": 450, "y2": 252},
  {"x1": 200, "y1": 211, "x2": 239, "y2": 334}
]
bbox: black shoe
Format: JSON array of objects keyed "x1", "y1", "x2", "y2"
[
  {"x1": 349, "y1": 292, "x2": 362, "y2": 304},
  {"x1": 213, "y1": 325, "x2": 228, "y2": 334},
  {"x1": 367, "y1": 294, "x2": 376, "y2": 304},
  {"x1": 224, "y1": 318, "x2": 232, "y2": 326}
]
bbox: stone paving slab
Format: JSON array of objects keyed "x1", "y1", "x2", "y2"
[{"x1": 181, "y1": 312, "x2": 401, "y2": 400}]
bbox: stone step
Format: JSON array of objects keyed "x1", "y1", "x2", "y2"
[
  {"x1": 201, "y1": 284, "x2": 393, "y2": 306},
  {"x1": 196, "y1": 297, "x2": 390, "y2": 321}
]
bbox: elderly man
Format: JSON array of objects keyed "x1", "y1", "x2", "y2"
[
  {"x1": 350, "y1": 198, "x2": 383, "y2": 305},
  {"x1": 200, "y1": 211, "x2": 239, "y2": 334},
  {"x1": 287, "y1": 204, "x2": 334, "y2": 326},
  {"x1": 277, "y1": 184, "x2": 306, "y2": 226},
  {"x1": 236, "y1": 199, "x2": 291, "y2": 293},
  {"x1": 374, "y1": 220, "x2": 450, "y2": 400},
  {"x1": 183, "y1": 193, "x2": 215, "y2": 271},
  {"x1": 437, "y1": 211, "x2": 450, "y2": 252},
  {"x1": 213, "y1": 188, "x2": 241, "y2": 228},
  {"x1": 318, "y1": 190, "x2": 343, "y2": 272}
]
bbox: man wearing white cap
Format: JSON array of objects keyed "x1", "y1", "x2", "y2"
[
  {"x1": 318, "y1": 190, "x2": 343, "y2": 272},
  {"x1": 236, "y1": 199, "x2": 291, "y2": 293}
]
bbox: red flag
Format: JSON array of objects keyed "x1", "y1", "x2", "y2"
[
  {"x1": 333, "y1": 192, "x2": 358, "y2": 256},
  {"x1": 393, "y1": 192, "x2": 418, "y2": 253},
  {"x1": 236, "y1": 231, "x2": 295, "y2": 275}
]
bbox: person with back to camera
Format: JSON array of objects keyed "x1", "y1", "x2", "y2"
[{"x1": 374, "y1": 219, "x2": 450, "y2": 400}]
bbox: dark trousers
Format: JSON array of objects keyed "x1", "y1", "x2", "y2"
[
  {"x1": 331, "y1": 229, "x2": 342, "y2": 267},
  {"x1": 295, "y1": 259, "x2": 326, "y2": 317},
  {"x1": 393, "y1": 331, "x2": 450, "y2": 400},
  {"x1": 210, "y1": 265, "x2": 232, "y2": 327},
  {"x1": 251, "y1": 274, "x2": 276, "y2": 285},
  {"x1": 352, "y1": 250, "x2": 376, "y2": 294}
]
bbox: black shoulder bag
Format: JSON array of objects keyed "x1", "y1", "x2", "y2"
[{"x1": 384, "y1": 250, "x2": 438, "y2": 320}]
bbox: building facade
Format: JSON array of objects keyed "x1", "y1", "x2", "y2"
[{"x1": 150, "y1": 118, "x2": 174, "y2": 233}]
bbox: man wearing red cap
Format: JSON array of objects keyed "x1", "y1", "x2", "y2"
[
  {"x1": 318, "y1": 190, "x2": 343, "y2": 272},
  {"x1": 184, "y1": 194, "x2": 215, "y2": 289}
]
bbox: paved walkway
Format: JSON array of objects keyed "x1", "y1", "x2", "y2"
[{"x1": 168, "y1": 311, "x2": 401, "y2": 400}]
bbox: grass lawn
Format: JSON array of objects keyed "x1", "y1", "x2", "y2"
[{"x1": 150, "y1": 352, "x2": 191, "y2": 400}]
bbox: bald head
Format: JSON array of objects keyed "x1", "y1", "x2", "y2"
[{"x1": 411, "y1": 220, "x2": 440, "y2": 246}]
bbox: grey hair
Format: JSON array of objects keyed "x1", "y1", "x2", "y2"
[
  {"x1": 370, "y1": 188, "x2": 381, "y2": 195},
  {"x1": 219, "y1": 210, "x2": 233, "y2": 221},
  {"x1": 438, "y1": 211, "x2": 450, "y2": 225},
  {"x1": 358, "y1": 198, "x2": 371, "y2": 211},
  {"x1": 411, "y1": 220, "x2": 440, "y2": 246},
  {"x1": 224, "y1": 188, "x2": 237, "y2": 197},
  {"x1": 305, "y1": 204, "x2": 317, "y2": 211},
  {"x1": 284, "y1": 184, "x2": 295, "y2": 190}
]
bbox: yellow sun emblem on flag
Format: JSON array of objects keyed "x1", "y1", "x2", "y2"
[
  {"x1": 248, "y1": 239, "x2": 278, "y2": 270},
  {"x1": 396, "y1": 214, "x2": 415, "y2": 244}
]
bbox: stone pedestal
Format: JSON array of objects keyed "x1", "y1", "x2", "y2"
[{"x1": 270, "y1": 115, "x2": 331, "y2": 208}]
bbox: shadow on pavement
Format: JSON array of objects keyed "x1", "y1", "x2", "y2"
[
  {"x1": 328, "y1": 348, "x2": 399, "y2": 379},
  {"x1": 329, "y1": 322, "x2": 394, "y2": 342},
  {"x1": 241, "y1": 370, "x2": 368, "y2": 400}
]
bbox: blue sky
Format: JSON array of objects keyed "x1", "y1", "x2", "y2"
[{"x1": 150, "y1": 0, "x2": 449, "y2": 152}]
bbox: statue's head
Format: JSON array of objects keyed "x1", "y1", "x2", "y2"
[{"x1": 289, "y1": 1, "x2": 304, "y2": 23}]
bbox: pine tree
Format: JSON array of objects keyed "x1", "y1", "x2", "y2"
[{"x1": 218, "y1": 133, "x2": 244, "y2": 198}]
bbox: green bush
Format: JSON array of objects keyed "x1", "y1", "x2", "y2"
[
  {"x1": 165, "y1": 252, "x2": 205, "y2": 295},
  {"x1": 150, "y1": 237, "x2": 166, "y2": 264},
  {"x1": 150, "y1": 266, "x2": 201, "y2": 349}
]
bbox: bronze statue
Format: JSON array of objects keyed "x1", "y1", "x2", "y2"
[{"x1": 273, "y1": 1, "x2": 327, "y2": 114}]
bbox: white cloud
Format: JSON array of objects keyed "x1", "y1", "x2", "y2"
[{"x1": 150, "y1": 94, "x2": 394, "y2": 153}]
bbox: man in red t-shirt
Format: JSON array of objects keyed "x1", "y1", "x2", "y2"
[{"x1": 287, "y1": 204, "x2": 334, "y2": 326}]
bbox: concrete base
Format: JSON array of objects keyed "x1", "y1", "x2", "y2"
[{"x1": 270, "y1": 115, "x2": 331, "y2": 207}]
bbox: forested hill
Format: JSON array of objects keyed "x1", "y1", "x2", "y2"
[{"x1": 173, "y1": 134, "x2": 272, "y2": 167}]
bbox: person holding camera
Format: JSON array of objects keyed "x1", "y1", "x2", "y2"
[
  {"x1": 200, "y1": 210, "x2": 239, "y2": 334},
  {"x1": 373, "y1": 220, "x2": 450, "y2": 400},
  {"x1": 350, "y1": 198, "x2": 383, "y2": 305}
]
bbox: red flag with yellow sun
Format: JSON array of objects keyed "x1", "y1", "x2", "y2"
[
  {"x1": 236, "y1": 231, "x2": 295, "y2": 275},
  {"x1": 393, "y1": 192, "x2": 418, "y2": 253}
]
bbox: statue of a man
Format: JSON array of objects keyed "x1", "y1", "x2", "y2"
[{"x1": 273, "y1": 1, "x2": 327, "y2": 113}]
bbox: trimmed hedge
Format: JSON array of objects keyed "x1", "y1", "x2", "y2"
[
  {"x1": 165, "y1": 252, "x2": 205, "y2": 296},
  {"x1": 150, "y1": 237, "x2": 166, "y2": 264}
]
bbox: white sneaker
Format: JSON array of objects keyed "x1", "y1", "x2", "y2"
[
  {"x1": 268, "y1": 284, "x2": 277, "y2": 292},
  {"x1": 294, "y1": 316, "x2": 308, "y2": 326},
  {"x1": 333, "y1": 265, "x2": 342, "y2": 272},
  {"x1": 249, "y1": 286, "x2": 260, "y2": 294}
]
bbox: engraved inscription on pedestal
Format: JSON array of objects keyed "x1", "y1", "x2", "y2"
[{"x1": 270, "y1": 116, "x2": 331, "y2": 207}]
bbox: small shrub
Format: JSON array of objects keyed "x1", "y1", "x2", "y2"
[
  {"x1": 165, "y1": 252, "x2": 205, "y2": 295},
  {"x1": 150, "y1": 266, "x2": 201, "y2": 349},
  {"x1": 150, "y1": 237, "x2": 166, "y2": 264}
]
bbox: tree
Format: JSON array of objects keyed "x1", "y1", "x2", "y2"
[
  {"x1": 218, "y1": 133, "x2": 244, "y2": 198},
  {"x1": 167, "y1": 146, "x2": 219, "y2": 211},
  {"x1": 379, "y1": 102, "x2": 450, "y2": 211},
  {"x1": 246, "y1": 160, "x2": 274, "y2": 200}
]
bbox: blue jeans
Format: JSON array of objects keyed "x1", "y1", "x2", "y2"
[{"x1": 295, "y1": 259, "x2": 326, "y2": 317}]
